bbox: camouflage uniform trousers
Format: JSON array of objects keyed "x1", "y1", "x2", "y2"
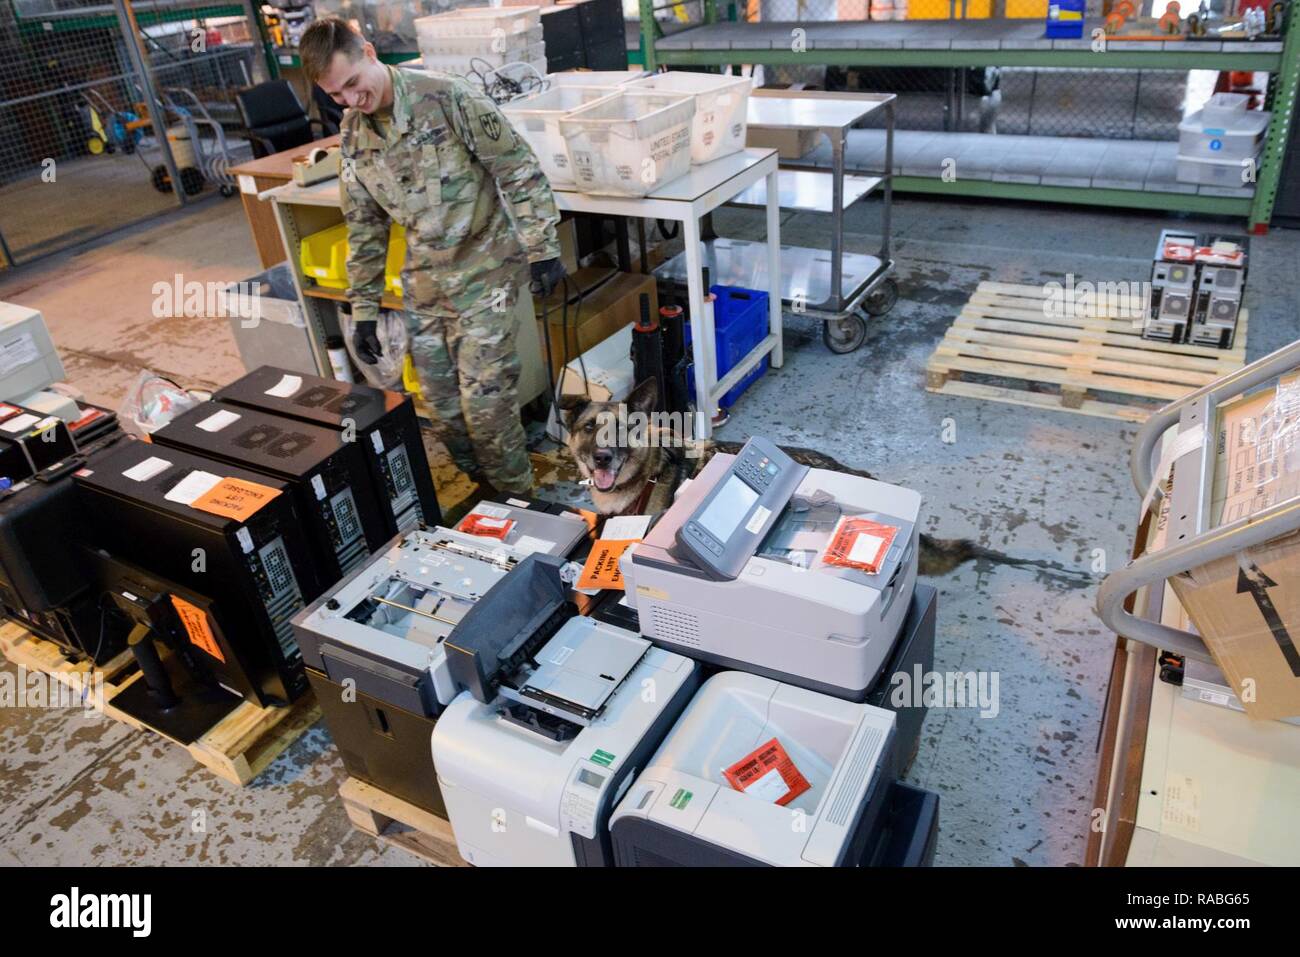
[{"x1": 404, "y1": 260, "x2": 534, "y2": 494}]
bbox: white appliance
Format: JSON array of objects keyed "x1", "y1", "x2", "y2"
[
  {"x1": 432, "y1": 555, "x2": 699, "y2": 867},
  {"x1": 0, "y1": 302, "x2": 66, "y2": 402},
  {"x1": 621, "y1": 448, "x2": 921, "y2": 700},
  {"x1": 610, "y1": 671, "x2": 937, "y2": 867}
]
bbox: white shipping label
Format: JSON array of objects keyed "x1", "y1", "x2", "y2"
[
  {"x1": 513, "y1": 535, "x2": 554, "y2": 556},
  {"x1": 472, "y1": 503, "x2": 511, "y2": 519},
  {"x1": 265, "y1": 373, "x2": 302, "y2": 398},
  {"x1": 848, "y1": 532, "x2": 887, "y2": 566},
  {"x1": 123, "y1": 456, "x2": 171, "y2": 481},
  {"x1": 238, "y1": 174, "x2": 257, "y2": 194},
  {"x1": 0, "y1": 333, "x2": 41, "y2": 378},
  {"x1": 506, "y1": 498, "x2": 530, "y2": 508},
  {"x1": 236, "y1": 527, "x2": 254, "y2": 553},
  {"x1": 196, "y1": 408, "x2": 241, "y2": 432},
  {"x1": 1, "y1": 412, "x2": 40, "y2": 433},
  {"x1": 165, "y1": 469, "x2": 223, "y2": 505},
  {"x1": 370, "y1": 430, "x2": 384, "y2": 454},
  {"x1": 311, "y1": 474, "x2": 326, "y2": 500},
  {"x1": 602, "y1": 514, "x2": 652, "y2": 540},
  {"x1": 1161, "y1": 773, "x2": 1201, "y2": 833},
  {"x1": 475, "y1": 516, "x2": 508, "y2": 529},
  {"x1": 549, "y1": 645, "x2": 574, "y2": 666},
  {"x1": 743, "y1": 768, "x2": 791, "y2": 804},
  {"x1": 744, "y1": 505, "x2": 772, "y2": 534}
]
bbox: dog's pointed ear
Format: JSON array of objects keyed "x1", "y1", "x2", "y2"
[
  {"x1": 627, "y1": 378, "x2": 658, "y2": 415},
  {"x1": 558, "y1": 393, "x2": 590, "y2": 429}
]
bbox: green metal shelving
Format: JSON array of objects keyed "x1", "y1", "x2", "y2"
[{"x1": 638, "y1": 2, "x2": 1300, "y2": 229}]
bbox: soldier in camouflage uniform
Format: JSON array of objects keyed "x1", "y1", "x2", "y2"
[{"x1": 302, "y1": 18, "x2": 565, "y2": 496}]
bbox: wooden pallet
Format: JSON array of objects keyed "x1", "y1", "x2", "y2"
[
  {"x1": 0, "y1": 622, "x2": 320, "y2": 786},
  {"x1": 339, "y1": 778, "x2": 466, "y2": 866},
  {"x1": 925, "y1": 281, "x2": 1248, "y2": 422}
]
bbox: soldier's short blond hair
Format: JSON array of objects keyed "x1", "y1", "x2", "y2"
[{"x1": 300, "y1": 17, "x2": 367, "y2": 85}]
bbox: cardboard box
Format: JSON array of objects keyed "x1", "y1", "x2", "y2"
[
  {"x1": 1168, "y1": 376, "x2": 1300, "y2": 720},
  {"x1": 535, "y1": 270, "x2": 656, "y2": 378},
  {"x1": 746, "y1": 126, "x2": 819, "y2": 161}
]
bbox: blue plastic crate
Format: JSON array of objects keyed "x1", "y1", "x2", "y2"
[{"x1": 685, "y1": 285, "x2": 770, "y2": 408}]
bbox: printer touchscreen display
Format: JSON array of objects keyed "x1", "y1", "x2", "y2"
[{"x1": 699, "y1": 475, "x2": 758, "y2": 541}]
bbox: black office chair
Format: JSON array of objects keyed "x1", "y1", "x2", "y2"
[
  {"x1": 311, "y1": 85, "x2": 344, "y2": 138},
  {"x1": 236, "y1": 80, "x2": 325, "y2": 158}
]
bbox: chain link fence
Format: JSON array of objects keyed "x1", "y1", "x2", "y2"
[{"x1": 0, "y1": 0, "x2": 267, "y2": 265}]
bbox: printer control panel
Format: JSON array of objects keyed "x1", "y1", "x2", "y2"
[
  {"x1": 560, "y1": 760, "x2": 612, "y2": 839},
  {"x1": 674, "y1": 437, "x2": 808, "y2": 581}
]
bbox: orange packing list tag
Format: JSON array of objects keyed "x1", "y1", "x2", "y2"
[
  {"x1": 169, "y1": 595, "x2": 225, "y2": 663},
  {"x1": 577, "y1": 539, "x2": 635, "y2": 591},
  {"x1": 823, "y1": 517, "x2": 898, "y2": 574},
  {"x1": 189, "y1": 477, "x2": 282, "y2": 521},
  {"x1": 575, "y1": 508, "x2": 599, "y2": 536},
  {"x1": 723, "y1": 737, "x2": 811, "y2": 806},
  {"x1": 455, "y1": 512, "x2": 515, "y2": 540}
]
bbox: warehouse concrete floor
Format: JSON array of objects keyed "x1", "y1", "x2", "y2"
[{"x1": 1, "y1": 192, "x2": 1297, "y2": 867}]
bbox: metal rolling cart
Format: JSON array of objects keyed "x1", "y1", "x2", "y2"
[{"x1": 655, "y1": 89, "x2": 897, "y2": 354}]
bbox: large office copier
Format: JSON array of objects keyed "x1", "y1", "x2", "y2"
[
  {"x1": 292, "y1": 501, "x2": 588, "y2": 815},
  {"x1": 609, "y1": 671, "x2": 939, "y2": 867},
  {"x1": 432, "y1": 554, "x2": 699, "y2": 867},
  {"x1": 620, "y1": 437, "x2": 921, "y2": 701}
]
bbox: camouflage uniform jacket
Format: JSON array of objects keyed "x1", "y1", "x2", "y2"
[{"x1": 339, "y1": 66, "x2": 561, "y2": 325}]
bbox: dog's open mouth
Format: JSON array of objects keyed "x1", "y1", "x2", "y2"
[{"x1": 591, "y1": 465, "x2": 620, "y2": 492}]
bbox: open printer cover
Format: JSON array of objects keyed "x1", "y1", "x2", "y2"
[
  {"x1": 432, "y1": 554, "x2": 698, "y2": 867},
  {"x1": 292, "y1": 503, "x2": 588, "y2": 718}
]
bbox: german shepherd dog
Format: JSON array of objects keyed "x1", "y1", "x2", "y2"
[{"x1": 561, "y1": 379, "x2": 988, "y2": 577}]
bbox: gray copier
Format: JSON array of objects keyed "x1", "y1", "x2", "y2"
[
  {"x1": 431, "y1": 554, "x2": 699, "y2": 866},
  {"x1": 620, "y1": 437, "x2": 921, "y2": 701},
  {"x1": 291, "y1": 501, "x2": 588, "y2": 815}
]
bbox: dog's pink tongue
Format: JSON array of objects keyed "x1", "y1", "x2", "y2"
[{"x1": 593, "y1": 468, "x2": 616, "y2": 491}]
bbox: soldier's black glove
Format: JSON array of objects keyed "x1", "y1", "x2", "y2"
[
  {"x1": 353, "y1": 320, "x2": 383, "y2": 365},
  {"x1": 529, "y1": 258, "x2": 566, "y2": 298}
]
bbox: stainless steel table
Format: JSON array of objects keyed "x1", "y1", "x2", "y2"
[{"x1": 656, "y1": 90, "x2": 897, "y2": 353}]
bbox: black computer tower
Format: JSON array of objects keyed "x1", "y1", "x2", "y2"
[
  {"x1": 74, "y1": 441, "x2": 314, "y2": 705},
  {"x1": 152, "y1": 399, "x2": 388, "y2": 596},
  {"x1": 542, "y1": 4, "x2": 584, "y2": 72},
  {"x1": 0, "y1": 429, "x2": 128, "y2": 663},
  {"x1": 213, "y1": 367, "x2": 440, "y2": 537}
]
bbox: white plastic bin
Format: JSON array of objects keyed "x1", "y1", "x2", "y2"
[
  {"x1": 559, "y1": 91, "x2": 695, "y2": 196},
  {"x1": 628, "y1": 71, "x2": 752, "y2": 164},
  {"x1": 547, "y1": 70, "x2": 648, "y2": 87},
  {"x1": 418, "y1": 40, "x2": 547, "y2": 75},
  {"x1": 416, "y1": 23, "x2": 542, "y2": 57},
  {"x1": 1178, "y1": 105, "x2": 1270, "y2": 160},
  {"x1": 1176, "y1": 153, "x2": 1258, "y2": 187},
  {"x1": 1201, "y1": 92, "x2": 1251, "y2": 127},
  {"x1": 413, "y1": 6, "x2": 541, "y2": 38},
  {"x1": 501, "y1": 85, "x2": 620, "y2": 185}
]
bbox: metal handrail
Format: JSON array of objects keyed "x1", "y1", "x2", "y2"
[
  {"x1": 1096, "y1": 495, "x2": 1300, "y2": 662},
  {"x1": 1103, "y1": 337, "x2": 1300, "y2": 661},
  {"x1": 1130, "y1": 338, "x2": 1300, "y2": 498}
]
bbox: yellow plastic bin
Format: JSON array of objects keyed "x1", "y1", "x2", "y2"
[{"x1": 300, "y1": 223, "x2": 407, "y2": 295}]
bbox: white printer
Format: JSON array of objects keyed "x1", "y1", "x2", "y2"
[
  {"x1": 0, "y1": 302, "x2": 66, "y2": 403},
  {"x1": 620, "y1": 437, "x2": 921, "y2": 701},
  {"x1": 610, "y1": 671, "x2": 940, "y2": 867},
  {"x1": 432, "y1": 554, "x2": 699, "y2": 867},
  {"x1": 292, "y1": 503, "x2": 589, "y2": 716}
]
